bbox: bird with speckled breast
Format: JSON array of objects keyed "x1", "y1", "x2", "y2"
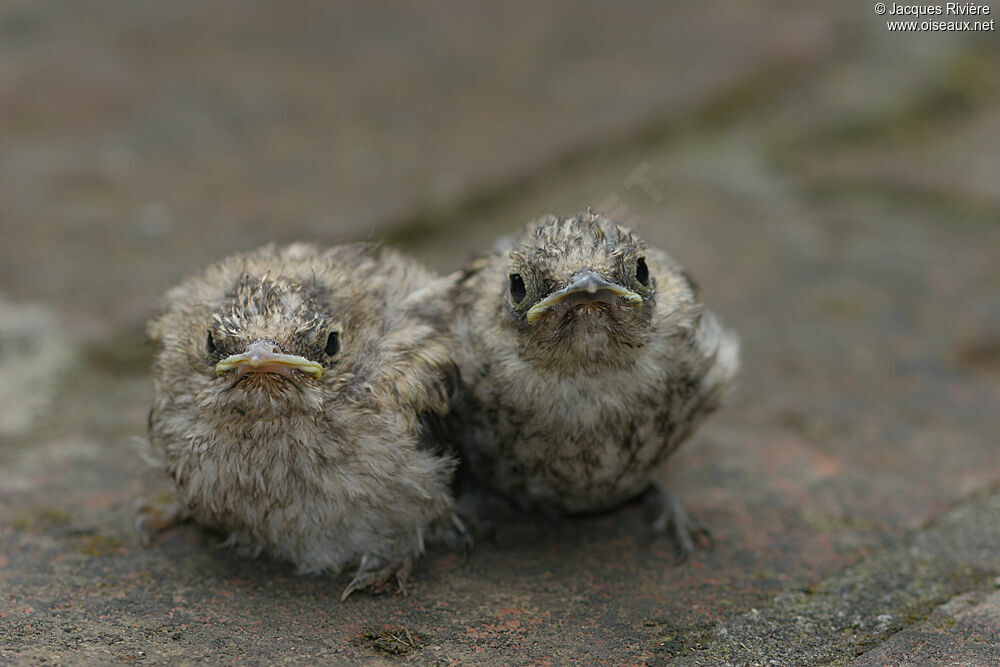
[
  {"x1": 448, "y1": 212, "x2": 739, "y2": 558},
  {"x1": 137, "y1": 242, "x2": 461, "y2": 599}
]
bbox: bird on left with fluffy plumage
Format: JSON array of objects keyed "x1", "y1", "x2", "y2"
[{"x1": 136, "y1": 242, "x2": 463, "y2": 600}]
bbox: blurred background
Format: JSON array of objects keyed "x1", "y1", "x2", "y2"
[{"x1": 2, "y1": 1, "x2": 998, "y2": 663}]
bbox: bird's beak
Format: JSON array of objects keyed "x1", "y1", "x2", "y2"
[
  {"x1": 525, "y1": 269, "x2": 642, "y2": 324},
  {"x1": 215, "y1": 340, "x2": 323, "y2": 379}
]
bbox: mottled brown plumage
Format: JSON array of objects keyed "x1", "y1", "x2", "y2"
[
  {"x1": 448, "y1": 212, "x2": 739, "y2": 557},
  {"x1": 137, "y1": 242, "x2": 459, "y2": 599}
]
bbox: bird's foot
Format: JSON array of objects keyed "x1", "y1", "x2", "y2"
[
  {"x1": 647, "y1": 481, "x2": 712, "y2": 563},
  {"x1": 426, "y1": 514, "x2": 474, "y2": 560},
  {"x1": 134, "y1": 498, "x2": 187, "y2": 547},
  {"x1": 340, "y1": 554, "x2": 413, "y2": 602},
  {"x1": 452, "y1": 481, "x2": 525, "y2": 542}
]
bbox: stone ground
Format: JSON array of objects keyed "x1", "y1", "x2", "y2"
[{"x1": 1, "y1": 2, "x2": 998, "y2": 664}]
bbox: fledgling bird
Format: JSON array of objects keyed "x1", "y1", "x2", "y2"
[
  {"x1": 137, "y1": 242, "x2": 460, "y2": 599},
  {"x1": 449, "y1": 212, "x2": 739, "y2": 558}
]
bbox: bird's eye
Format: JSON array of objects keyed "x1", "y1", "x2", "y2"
[
  {"x1": 324, "y1": 331, "x2": 340, "y2": 357},
  {"x1": 635, "y1": 257, "x2": 649, "y2": 287},
  {"x1": 509, "y1": 274, "x2": 527, "y2": 303},
  {"x1": 206, "y1": 331, "x2": 217, "y2": 355}
]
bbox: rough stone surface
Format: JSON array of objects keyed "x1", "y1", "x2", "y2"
[
  {"x1": 853, "y1": 588, "x2": 1000, "y2": 666},
  {"x1": 2, "y1": 2, "x2": 999, "y2": 664},
  {"x1": 672, "y1": 490, "x2": 1000, "y2": 665}
]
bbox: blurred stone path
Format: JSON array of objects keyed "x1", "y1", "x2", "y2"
[{"x1": 2, "y1": 2, "x2": 998, "y2": 663}]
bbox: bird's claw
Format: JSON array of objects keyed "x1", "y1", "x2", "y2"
[
  {"x1": 436, "y1": 514, "x2": 474, "y2": 560},
  {"x1": 452, "y1": 481, "x2": 521, "y2": 543},
  {"x1": 340, "y1": 554, "x2": 413, "y2": 602},
  {"x1": 134, "y1": 498, "x2": 186, "y2": 548},
  {"x1": 648, "y1": 482, "x2": 712, "y2": 563}
]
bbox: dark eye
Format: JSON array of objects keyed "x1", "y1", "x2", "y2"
[
  {"x1": 635, "y1": 257, "x2": 649, "y2": 286},
  {"x1": 509, "y1": 274, "x2": 526, "y2": 303},
  {"x1": 206, "y1": 331, "x2": 217, "y2": 355},
  {"x1": 324, "y1": 331, "x2": 340, "y2": 357}
]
